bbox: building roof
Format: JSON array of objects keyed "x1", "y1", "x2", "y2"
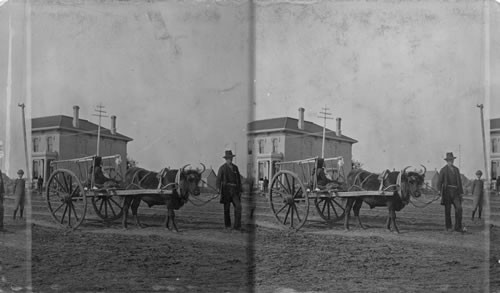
[
  {"x1": 424, "y1": 170, "x2": 438, "y2": 180},
  {"x1": 201, "y1": 168, "x2": 216, "y2": 179},
  {"x1": 492, "y1": 118, "x2": 500, "y2": 130},
  {"x1": 248, "y1": 117, "x2": 357, "y2": 143},
  {"x1": 32, "y1": 115, "x2": 133, "y2": 142}
]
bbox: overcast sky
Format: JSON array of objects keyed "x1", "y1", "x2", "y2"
[
  {"x1": 0, "y1": 0, "x2": 498, "y2": 179},
  {"x1": 253, "y1": 0, "x2": 499, "y2": 178},
  {"x1": 0, "y1": 0, "x2": 251, "y2": 177}
]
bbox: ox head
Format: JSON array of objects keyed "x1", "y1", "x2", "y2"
[
  {"x1": 399, "y1": 165, "x2": 426, "y2": 204},
  {"x1": 177, "y1": 163, "x2": 205, "y2": 199}
]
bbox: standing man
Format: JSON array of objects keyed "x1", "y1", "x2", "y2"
[
  {"x1": 13, "y1": 169, "x2": 26, "y2": 220},
  {"x1": 437, "y1": 152, "x2": 464, "y2": 232},
  {"x1": 0, "y1": 169, "x2": 5, "y2": 231},
  {"x1": 216, "y1": 150, "x2": 242, "y2": 231},
  {"x1": 471, "y1": 170, "x2": 484, "y2": 220}
]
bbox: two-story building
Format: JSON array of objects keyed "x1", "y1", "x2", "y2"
[
  {"x1": 31, "y1": 105, "x2": 133, "y2": 182},
  {"x1": 247, "y1": 107, "x2": 357, "y2": 184},
  {"x1": 491, "y1": 118, "x2": 500, "y2": 186}
]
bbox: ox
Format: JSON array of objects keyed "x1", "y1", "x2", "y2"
[
  {"x1": 344, "y1": 166, "x2": 426, "y2": 233},
  {"x1": 122, "y1": 164, "x2": 204, "y2": 231}
]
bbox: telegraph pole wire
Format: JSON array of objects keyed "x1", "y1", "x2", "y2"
[
  {"x1": 92, "y1": 103, "x2": 108, "y2": 156},
  {"x1": 318, "y1": 105, "x2": 333, "y2": 158}
]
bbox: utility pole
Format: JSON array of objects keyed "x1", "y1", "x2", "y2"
[
  {"x1": 477, "y1": 104, "x2": 489, "y2": 186},
  {"x1": 458, "y1": 144, "x2": 461, "y2": 170},
  {"x1": 18, "y1": 103, "x2": 30, "y2": 180},
  {"x1": 318, "y1": 106, "x2": 333, "y2": 158},
  {"x1": 93, "y1": 103, "x2": 108, "y2": 156}
]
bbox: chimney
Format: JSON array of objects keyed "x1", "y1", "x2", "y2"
[
  {"x1": 111, "y1": 115, "x2": 117, "y2": 135},
  {"x1": 72, "y1": 105, "x2": 80, "y2": 128},
  {"x1": 336, "y1": 117, "x2": 342, "y2": 137},
  {"x1": 298, "y1": 107, "x2": 305, "y2": 130}
]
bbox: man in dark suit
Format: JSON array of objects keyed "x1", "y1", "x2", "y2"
[
  {"x1": 437, "y1": 152, "x2": 464, "y2": 232},
  {"x1": 216, "y1": 150, "x2": 242, "y2": 231}
]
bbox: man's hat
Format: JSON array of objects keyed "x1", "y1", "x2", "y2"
[
  {"x1": 476, "y1": 170, "x2": 483, "y2": 176},
  {"x1": 17, "y1": 169, "x2": 24, "y2": 175},
  {"x1": 444, "y1": 152, "x2": 456, "y2": 161},
  {"x1": 223, "y1": 150, "x2": 235, "y2": 159}
]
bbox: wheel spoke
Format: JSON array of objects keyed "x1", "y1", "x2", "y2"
[
  {"x1": 53, "y1": 176, "x2": 67, "y2": 193},
  {"x1": 290, "y1": 204, "x2": 294, "y2": 228},
  {"x1": 275, "y1": 203, "x2": 288, "y2": 216},
  {"x1": 109, "y1": 197, "x2": 122, "y2": 209},
  {"x1": 70, "y1": 202, "x2": 80, "y2": 222},
  {"x1": 332, "y1": 198, "x2": 345, "y2": 210},
  {"x1": 52, "y1": 202, "x2": 65, "y2": 214},
  {"x1": 284, "y1": 174, "x2": 292, "y2": 195},
  {"x1": 330, "y1": 200, "x2": 339, "y2": 218},
  {"x1": 276, "y1": 180, "x2": 290, "y2": 194},
  {"x1": 60, "y1": 204, "x2": 68, "y2": 224},
  {"x1": 104, "y1": 198, "x2": 108, "y2": 218},
  {"x1": 68, "y1": 202, "x2": 72, "y2": 227},
  {"x1": 293, "y1": 203, "x2": 301, "y2": 223},
  {"x1": 327, "y1": 200, "x2": 331, "y2": 219},
  {"x1": 292, "y1": 186, "x2": 303, "y2": 199},
  {"x1": 98, "y1": 197, "x2": 105, "y2": 212},
  {"x1": 321, "y1": 199, "x2": 327, "y2": 214},
  {"x1": 106, "y1": 198, "x2": 117, "y2": 217},
  {"x1": 283, "y1": 205, "x2": 291, "y2": 225}
]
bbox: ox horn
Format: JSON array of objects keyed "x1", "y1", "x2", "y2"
[
  {"x1": 402, "y1": 166, "x2": 411, "y2": 174},
  {"x1": 199, "y1": 163, "x2": 206, "y2": 174},
  {"x1": 180, "y1": 164, "x2": 190, "y2": 173},
  {"x1": 419, "y1": 164, "x2": 427, "y2": 176}
]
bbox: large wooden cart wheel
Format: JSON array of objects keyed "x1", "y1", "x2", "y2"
[
  {"x1": 314, "y1": 194, "x2": 345, "y2": 223},
  {"x1": 269, "y1": 170, "x2": 309, "y2": 231},
  {"x1": 46, "y1": 169, "x2": 87, "y2": 229},
  {"x1": 91, "y1": 192, "x2": 124, "y2": 222}
]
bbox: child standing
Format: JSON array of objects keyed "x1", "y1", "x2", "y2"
[
  {"x1": 471, "y1": 170, "x2": 484, "y2": 220},
  {"x1": 13, "y1": 169, "x2": 26, "y2": 220}
]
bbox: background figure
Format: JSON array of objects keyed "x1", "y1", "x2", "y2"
[
  {"x1": 0, "y1": 169, "x2": 5, "y2": 231},
  {"x1": 13, "y1": 169, "x2": 26, "y2": 220},
  {"x1": 437, "y1": 152, "x2": 464, "y2": 232},
  {"x1": 37, "y1": 176, "x2": 44, "y2": 194},
  {"x1": 216, "y1": 150, "x2": 242, "y2": 231},
  {"x1": 471, "y1": 170, "x2": 484, "y2": 220},
  {"x1": 263, "y1": 177, "x2": 269, "y2": 193},
  {"x1": 496, "y1": 176, "x2": 500, "y2": 195}
]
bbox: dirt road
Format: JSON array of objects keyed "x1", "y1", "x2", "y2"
[{"x1": 0, "y1": 193, "x2": 497, "y2": 292}]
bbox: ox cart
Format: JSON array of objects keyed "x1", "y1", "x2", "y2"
[
  {"x1": 45, "y1": 155, "x2": 185, "y2": 230},
  {"x1": 268, "y1": 156, "x2": 395, "y2": 231}
]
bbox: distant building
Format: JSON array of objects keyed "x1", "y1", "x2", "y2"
[
  {"x1": 424, "y1": 169, "x2": 439, "y2": 190},
  {"x1": 31, "y1": 105, "x2": 133, "y2": 182},
  {"x1": 247, "y1": 107, "x2": 357, "y2": 183},
  {"x1": 492, "y1": 118, "x2": 500, "y2": 185},
  {"x1": 201, "y1": 168, "x2": 217, "y2": 189}
]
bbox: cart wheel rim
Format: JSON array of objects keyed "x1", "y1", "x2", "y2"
[
  {"x1": 46, "y1": 169, "x2": 87, "y2": 230},
  {"x1": 269, "y1": 170, "x2": 309, "y2": 231}
]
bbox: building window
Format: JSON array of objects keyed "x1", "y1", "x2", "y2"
[
  {"x1": 33, "y1": 160, "x2": 40, "y2": 179},
  {"x1": 493, "y1": 161, "x2": 499, "y2": 180},
  {"x1": 247, "y1": 140, "x2": 253, "y2": 155},
  {"x1": 258, "y1": 139, "x2": 265, "y2": 154},
  {"x1": 32, "y1": 137, "x2": 40, "y2": 152},
  {"x1": 493, "y1": 138, "x2": 499, "y2": 154},
  {"x1": 272, "y1": 138, "x2": 278, "y2": 153},
  {"x1": 47, "y1": 136, "x2": 54, "y2": 152},
  {"x1": 258, "y1": 161, "x2": 266, "y2": 180}
]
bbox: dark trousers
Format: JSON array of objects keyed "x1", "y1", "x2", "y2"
[
  {"x1": 444, "y1": 195, "x2": 463, "y2": 231},
  {"x1": 0, "y1": 198, "x2": 3, "y2": 229},
  {"x1": 224, "y1": 194, "x2": 242, "y2": 229}
]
